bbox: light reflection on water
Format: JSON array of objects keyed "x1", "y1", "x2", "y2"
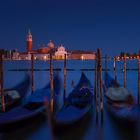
[{"x1": 0, "y1": 60, "x2": 140, "y2": 140}]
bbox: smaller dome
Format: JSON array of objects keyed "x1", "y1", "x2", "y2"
[{"x1": 47, "y1": 40, "x2": 54, "y2": 49}]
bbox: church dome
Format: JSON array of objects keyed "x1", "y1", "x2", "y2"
[{"x1": 47, "y1": 40, "x2": 55, "y2": 49}]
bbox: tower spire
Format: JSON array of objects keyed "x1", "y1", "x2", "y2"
[
  {"x1": 26, "y1": 29, "x2": 32, "y2": 52},
  {"x1": 28, "y1": 29, "x2": 31, "y2": 35}
]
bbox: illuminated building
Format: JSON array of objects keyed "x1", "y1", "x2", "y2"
[
  {"x1": 37, "y1": 40, "x2": 55, "y2": 53},
  {"x1": 55, "y1": 44, "x2": 67, "y2": 59},
  {"x1": 69, "y1": 50, "x2": 96, "y2": 60}
]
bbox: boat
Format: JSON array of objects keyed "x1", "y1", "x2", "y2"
[
  {"x1": 103, "y1": 72, "x2": 138, "y2": 126},
  {"x1": 0, "y1": 73, "x2": 61, "y2": 130},
  {"x1": 1, "y1": 73, "x2": 30, "y2": 111},
  {"x1": 53, "y1": 72, "x2": 93, "y2": 128}
]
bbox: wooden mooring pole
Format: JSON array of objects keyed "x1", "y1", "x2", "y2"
[
  {"x1": 50, "y1": 53, "x2": 54, "y2": 113},
  {"x1": 0, "y1": 54, "x2": 5, "y2": 112},
  {"x1": 114, "y1": 56, "x2": 117, "y2": 81},
  {"x1": 63, "y1": 54, "x2": 66, "y2": 105},
  {"x1": 94, "y1": 54, "x2": 98, "y2": 122},
  {"x1": 31, "y1": 54, "x2": 34, "y2": 93},
  {"x1": 94, "y1": 54, "x2": 97, "y2": 98},
  {"x1": 123, "y1": 53, "x2": 126, "y2": 88},
  {"x1": 97, "y1": 49, "x2": 103, "y2": 123},
  {"x1": 97, "y1": 49, "x2": 103, "y2": 115},
  {"x1": 44, "y1": 97, "x2": 55, "y2": 140},
  {"x1": 138, "y1": 50, "x2": 140, "y2": 105}
]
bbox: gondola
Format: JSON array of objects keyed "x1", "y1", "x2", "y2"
[
  {"x1": 103, "y1": 72, "x2": 138, "y2": 126},
  {"x1": 1, "y1": 73, "x2": 30, "y2": 111},
  {"x1": 54, "y1": 72, "x2": 93, "y2": 128},
  {"x1": 0, "y1": 74, "x2": 61, "y2": 129}
]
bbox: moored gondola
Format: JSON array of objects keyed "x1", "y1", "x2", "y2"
[
  {"x1": 53, "y1": 72, "x2": 93, "y2": 129},
  {"x1": 1, "y1": 73, "x2": 30, "y2": 111},
  {"x1": 0, "y1": 74, "x2": 61, "y2": 130},
  {"x1": 103, "y1": 72, "x2": 138, "y2": 126}
]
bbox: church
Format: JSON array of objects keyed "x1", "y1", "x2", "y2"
[
  {"x1": 19, "y1": 30, "x2": 95, "y2": 60},
  {"x1": 20, "y1": 30, "x2": 68, "y2": 60}
]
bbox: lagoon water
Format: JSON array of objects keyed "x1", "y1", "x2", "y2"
[{"x1": 0, "y1": 59, "x2": 140, "y2": 140}]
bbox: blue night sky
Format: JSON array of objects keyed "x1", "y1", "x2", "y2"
[{"x1": 0, "y1": 0, "x2": 140, "y2": 56}]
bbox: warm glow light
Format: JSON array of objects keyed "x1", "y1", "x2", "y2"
[
  {"x1": 43, "y1": 55, "x2": 47, "y2": 60},
  {"x1": 81, "y1": 55, "x2": 84, "y2": 60}
]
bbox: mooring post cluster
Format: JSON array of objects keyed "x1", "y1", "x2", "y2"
[{"x1": 1, "y1": 48, "x2": 140, "y2": 124}]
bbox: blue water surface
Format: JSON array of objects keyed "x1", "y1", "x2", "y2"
[{"x1": 0, "y1": 59, "x2": 139, "y2": 140}]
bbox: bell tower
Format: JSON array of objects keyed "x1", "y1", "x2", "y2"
[{"x1": 26, "y1": 29, "x2": 32, "y2": 52}]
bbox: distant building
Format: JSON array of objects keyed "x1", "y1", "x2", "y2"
[
  {"x1": 12, "y1": 51, "x2": 20, "y2": 60},
  {"x1": 19, "y1": 52, "x2": 31, "y2": 60},
  {"x1": 1, "y1": 49, "x2": 19, "y2": 60},
  {"x1": 19, "y1": 52, "x2": 50, "y2": 60},
  {"x1": 37, "y1": 40, "x2": 56, "y2": 54},
  {"x1": 69, "y1": 50, "x2": 96, "y2": 60},
  {"x1": 34, "y1": 53, "x2": 49, "y2": 60},
  {"x1": 55, "y1": 44, "x2": 67, "y2": 59}
]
